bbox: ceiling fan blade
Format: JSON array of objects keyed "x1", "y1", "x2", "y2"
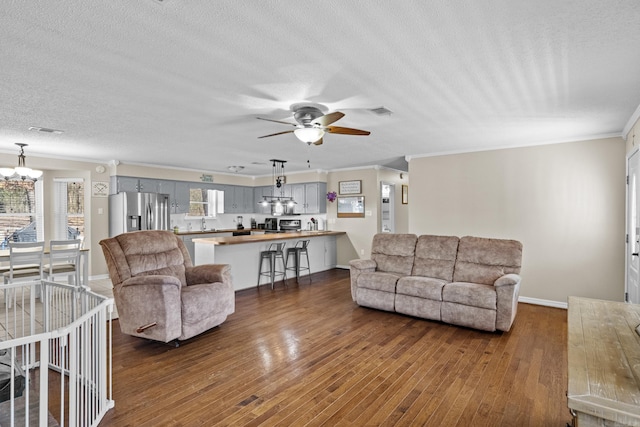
[
  {"x1": 312, "y1": 111, "x2": 345, "y2": 126},
  {"x1": 256, "y1": 117, "x2": 297, "y2": 127},
  {"x1": 326, "y1": 126, "x2": 371, "y2": 136},
  {"x1": 258, "y1": 130, "x2": 295, "y2": 138},
  {"x1": 313, "y1": 137, "x2": 324, "y2": 145}
]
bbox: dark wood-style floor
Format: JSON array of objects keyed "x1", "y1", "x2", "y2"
[{"x1": 99, "y1": 269, "x2": 571, "y2": 426}]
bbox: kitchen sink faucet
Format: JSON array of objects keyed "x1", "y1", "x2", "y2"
[{"x1": 201, "y1": 217, "x2": 206, "y2": 231}]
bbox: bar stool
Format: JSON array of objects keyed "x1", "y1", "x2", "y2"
[
  {"x1": 257, "y1": 242, "x2": 287, "y2": 289},
  {"x1": 285, "y1": 240, "x2": 311, "y2": 284}
]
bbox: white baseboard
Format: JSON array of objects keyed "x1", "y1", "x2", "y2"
[
  {"x1": 518, "y1": 296, "x2": 567, "y2": 309},
  {"x1": 89, "y1": 273, "x2": 110, "y2": 281},
  {"x1": 336, "y1": 265, "x2": 350, "y2": 270}
]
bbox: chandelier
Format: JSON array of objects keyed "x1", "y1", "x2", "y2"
[
  {"x1": 0, "y1": 143, "x2": 43, "y2": 181},
  {"x1": 259, "y1": 159, "x2": 296, "y2": 214}
]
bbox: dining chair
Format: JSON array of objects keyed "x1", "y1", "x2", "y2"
[
  {"x1": 43, "y1": 239, "x2": 82, "y2": 286},
  {"x1": 2, "y1": 241, "x2": 45, "y2": 307}
]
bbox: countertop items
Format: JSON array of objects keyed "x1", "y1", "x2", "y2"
[
  {"x1": 193, "y1": 230, "x2": 345, "y2": 245},
  {"x1": 567, "y1": 296, "x2": 640, "y2": 426}
]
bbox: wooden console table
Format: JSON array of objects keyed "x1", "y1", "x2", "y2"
[{"x1": 568, "y1": 296, "x2": 640, "y2": 426}]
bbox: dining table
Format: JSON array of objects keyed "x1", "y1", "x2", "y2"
[{"x1": 0, "y1": 247, "x2": 90, "y2": 287}]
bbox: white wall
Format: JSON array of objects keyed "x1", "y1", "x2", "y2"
[{"x1": 408, "y1": 137, "x2": 626, "y2": 305}]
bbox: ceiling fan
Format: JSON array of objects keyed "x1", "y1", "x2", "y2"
[{"x1": 257, "y1": 103, "x2": 370, "y2": 145}]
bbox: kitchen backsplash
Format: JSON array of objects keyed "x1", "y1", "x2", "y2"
[{"x1": 171, "y1": 213, "x2": 327, "y2": 232}]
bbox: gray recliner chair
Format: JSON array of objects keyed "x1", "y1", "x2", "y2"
[{"x1": 100, "y1": 230, "x2": 235, "y2": 343}]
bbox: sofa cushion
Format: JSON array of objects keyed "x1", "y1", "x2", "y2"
[
  {"x1": 370, "y1": 233, "x2": 417, "y2": 275},
  {"x1": 357, "y1": 271, "x2": 403, "y2": 293},
  {"x1": 443, "y1": 282, "x2": 497, "y2": 310},
  {"x1": 453, "y1": 236, "x2": 522, "y2": 285},
  {"x1": 397, "y1": 276, "x2": 446, "y2": 300},
  {"x1": 396, "y1": 295, "x2": 441, "y2": 321},
  {"x1": 441, "y1": 302, "x2": 497, "y2": 332},
  {"x1": 412, "y1": 235, "x2": 459, "y2": 281}
]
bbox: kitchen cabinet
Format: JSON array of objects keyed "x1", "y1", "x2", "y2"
[
  {"x1": 113, "y1": 176, "x2": 161, "y2": 193},
  {"x1": 291, "y1": 182, "x2": 327, "y2": 214},
  {"x1": 157, "y1": 180, "x2": 191, "y2": 214},
  {"x1": 223, "y1": 185, "x2": 254, "y2": 213},
  {"x1": 254, "y1": 186, "x2": 273, "y2": 214}
]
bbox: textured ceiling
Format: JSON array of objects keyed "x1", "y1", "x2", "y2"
[{"x1": 1, "y1": 0, "x2": 640, "y2": 175}]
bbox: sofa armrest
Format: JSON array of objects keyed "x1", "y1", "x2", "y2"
[
  {"x1": 186, "y1": 264, "x2": 232, "y2": 286},
  {"x1": 349, "y1": 259, "x2": 377, "y2": 271},
  {"x1": 493, "y1": 274, "x2": 521, "y2": 332},
  {"x1": 494, "y1": 274, "x2": 521, "y2": 288},
  {"x1": 349, "y1": 259, "x2": 377, "y2": 302}
]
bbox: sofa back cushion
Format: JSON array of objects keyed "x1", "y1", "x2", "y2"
[
  {"x1": 412, "y1": 235, "x2": 459, "y2": 281},
  {"x1": 453, "y1": 236, "x2": 522, "y2": 285},
  {"x1": 371, "y1": 233, "x2": 417, "y2": 276}
]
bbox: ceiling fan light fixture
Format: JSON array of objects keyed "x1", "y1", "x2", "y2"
[{"x1": 294, "y1": 128, "x2": 324, "y2": 144}]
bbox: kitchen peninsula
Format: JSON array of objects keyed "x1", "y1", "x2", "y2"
[{"x1": 194, "y1": 231, "x2": 346, "y2": 291}]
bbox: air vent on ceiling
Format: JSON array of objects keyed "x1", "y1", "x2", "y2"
[
  {"x1": 370, "y1": 106, "x2": 393, "y2": 116},
  {"x1": 28, "y1": 126, "x2": 64, "y2": 134},
  {"x1": 150, "y1": 0, "x2": 168, "y2": 3}
]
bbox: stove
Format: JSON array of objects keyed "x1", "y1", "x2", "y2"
[{"x1": 278, "y1": 219, "x2": 301, "y2": 232}]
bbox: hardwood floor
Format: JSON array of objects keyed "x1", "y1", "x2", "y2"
[{"x1": 99, "y1": 269, "x2": 571, "y2": 426}]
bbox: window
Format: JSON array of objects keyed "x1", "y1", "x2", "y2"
[
  {"x1": 189, "y1": 188, "x2": 224, "y2": 217},
  {"x1": 54, "y1": 179, "x2": 84, "y2": 241},
  {"x1": 0, "y1": 180, "x2": 43, "y2": 247}
]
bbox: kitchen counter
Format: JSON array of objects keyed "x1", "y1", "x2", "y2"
[
  {"x1": 193, "y1": 230, "x2": 345, "y2": 245},
  {"x1": 194, "y1": 231, "x2": 346, "y2": 291},
  {"x1": 175, "y1": 228, "x2": 262, "y2": 235}
]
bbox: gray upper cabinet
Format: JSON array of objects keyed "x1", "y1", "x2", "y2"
[
  {"x1": 254, "y1": 186, "x2": 273, "y2": 214},
  {"x1": 224, "y1": 185, "x2": 254, "y2": 213},
  {"x1": 157, "y1": 180, "x2": 191, "y2": 214},
  {"x1": 113, "y1": 176, "x2": 326, "y2": 215},
  {"x1": 291, "y1": 182, "x2": 327, "y2": 214},
  {"x1": 114, "y1": 176, "x2": 160, "y2": 193}
]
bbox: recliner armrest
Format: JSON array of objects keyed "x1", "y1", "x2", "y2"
[
  {"x1": 121, "y1": 275, "x2": 182, "y2": 289},
  {"x1": 186, "y1": 264, "x2": 231, "y2": 286}
]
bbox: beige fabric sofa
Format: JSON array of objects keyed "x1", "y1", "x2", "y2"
[
  {"x1": 100, "y1": 230, "x2": 235, "y2": 343},
  {"x1": 349, "y1": 233, "x2": 523, "y2": 332}
]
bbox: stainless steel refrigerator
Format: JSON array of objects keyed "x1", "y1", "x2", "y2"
[{"x1": 109, "y1": 192, "x2": 170, "y2": 236}]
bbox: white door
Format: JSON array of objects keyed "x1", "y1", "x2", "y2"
[
  {"x1": 380, "y1": 182, "x2": 395, "y2": 233},
  {"x1": 627, "y1": 150, "x2": 640, "y2": 303}
]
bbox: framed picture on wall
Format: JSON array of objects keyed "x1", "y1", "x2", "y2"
[
  {"x1": 337, "y1": 196, "x2": 365, "y2": 218},
  {"x1": 339, "y1": 180, "x2": 362, "y2": 195},
  {"x1": 402, "y1": 185, "x2": 408, "y2": 204}
]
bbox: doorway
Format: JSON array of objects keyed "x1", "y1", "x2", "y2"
[
  {"x1": 627, "y1": 149, "x2": 640, "y2": 303},
  {"x1": 380, "y1": 182, "x2": 395, "y2": 233}
]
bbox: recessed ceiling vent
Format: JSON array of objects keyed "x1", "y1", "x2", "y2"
[
  {"x1": 28, "y1": 126, "x2": 64, "y2": 134},
  {"x1": 370, "y1": 106, "x2": 393, "y2": 116}
]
